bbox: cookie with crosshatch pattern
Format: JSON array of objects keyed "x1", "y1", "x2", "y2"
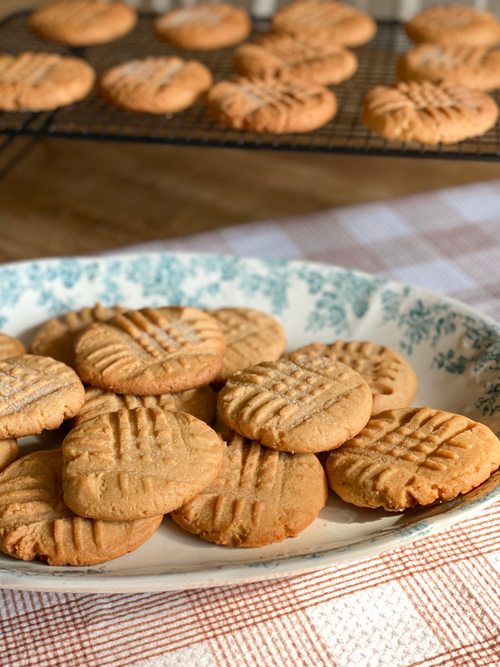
[
  {"x1": 0, "y1": 333, "x2": 25, "y2": 361},
  {"x1": 0, "y1": 449, "x2": 162, "y2": 565},
  {"x1": 405, "y1": 4, "x2": 500, "y2": 47},
  {"x1": 73, "y1": 384, "x2": 217, "y2": 427},
  {"x1": 0, "y1": 355, "x2": 84, "y2": 439},
  {"x1": 217, "y1": 355, "x2": 372, "y2": 453},
  {"x1": 286, "y1": 341, "x2": 417, "y2": 415},
  {"x1": 172, "y1": 431, "x2": 328, "y2": 547},
  {"x1": 206, "y1": 307, "x2": 286, "y2": 387},
  {"x1": 98, "y1": 57, "x2": 212, "y2": 114},
  {"x1": 326, "y1": 407, "x2": 500, "y2": 511},
  {"x1": 207, "y1": 78, "x2": 337, "y2": 134},
  {"x1": 29, "y1": 0, "x2": 137, "y2": 46},
  {"x1": 30, "y1": 303, "x2": 128, "y2": 369},
  {"x1": 74, "y1": 306, "x2": 225, "y2": 395},
  {"x1": 62, "y1": 407, "x2": 224, "y2": 521}
]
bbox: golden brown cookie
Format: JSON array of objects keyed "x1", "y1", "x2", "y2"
[
  {"x1": 0, "y1": 439, "x2": 19, "y2": 473},
  {"x1": 0, "y1": 333, "x2": 25, "y2": 361},
  {"x1": 326, "y1": 407, "x2": 500, "y2": 511},
  {"x1": 287, "y1": 341, "x2": 417, "y2": 415},
  {"x1": 74, "y1": 384, "x2": 217, "y2": 427},
  {"x1": 172, "y1": 431, "x2": 328, "y2": 547},
  {"x1": 234, "y1": 34, "x2": 357, "y2": 86},
  {"x1": 75, "y1": 306, "x2": 225, "y2": 395},
  {"x1": 405, "y1": 5, "x2": 500, "y2": 47},
  {"x1": 0, "y1": 449, "x2": 162, "y2": 566},
  {"x1": 218, "y1": 355, "x2": 372, "y2": 453},
  {"x1": 206, "y1": 307, "x2": 286, "y2": 387},
  {"x1": 0, "y1": 52, "x2": 95, "y2": 112},
  {"x1": 62, "y1": 407, "x2": 224, "y2": 521},
  {"x1": 207, "y1": 78, "x2": 337, "y2": 133},
  {"x1": 398, "y1": 44, "x2": 500, "y2": 92},
  {"x1": 29, "y1": 0, "x2": 137, "y2": 46},
  {"x1": 271, "y1": 0, "x2": 376, "y2": 47},
  {"x1": 0, "y1": 355, "x2": 84, "y2": 439},
  {"x1": 362, "y1": 80, "x2": 499, "y2": 145},
  {"x1": 155, "y1": 3, "x2": 251, "y2": 51},
  {"x1": 30, "y1": 303, "x2": 128, "y2": 369},
  {"x1": 98, "y1": 57, "x2": 212, "y2": 114}
]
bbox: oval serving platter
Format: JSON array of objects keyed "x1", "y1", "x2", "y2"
[{"x1": 1, "y1": 251, "x2": 500, "y2": 594}]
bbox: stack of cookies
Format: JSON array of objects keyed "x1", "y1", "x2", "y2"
[
  {"x1": 0, "y1": 300, "x2": 499, "y2": 567},
  {"x1": 362, "y1": 4, "x2": 500, "y2": 145}
]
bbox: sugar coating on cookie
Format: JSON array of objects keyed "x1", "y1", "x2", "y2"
[
  {"x1": 362, "y1": 80, "x2": 499, "y2": 145},
  {"x1": 287, "y1": 341, "x2": 417, "y2": 415},
  {"x1": 30, "y1": 303, "x2": 128, "y2": 369},
  {"x1": 75, "y1": 306, "x2": 225, "y2": 395},
  {"x1": 74, "y1": 384, "x2": 217, "y2": 427},
  {"x1": 207, "y1": 78, "x2": 337, "y2": 134},
  {"x1": 326, "y1": 407, "x2": 500, "y2": 511},
  {"x1": 206, "y1": 307, "x2": 286, "y2": 386},
  {"x1": 0, "y1": 355, "x2": 85, "y2": 439},
  {"x1": 172, "y1": 431, "x2": 328, "y2": 547},
  {"x1": 218, "y1": 356, "x2": 372, "y2": 453},
  {"x1": 0, "y1": 333, "x2": 25, "y2": 361},
  {"x1": 271, "y1": 0, "x2": 376, "y2": 47},
  {"x1": 405, "y1": 4, "x2": 500, "y2": 47},
  {"x1": 29, "y1": 0, "x2": 137, "y2": 46},
  {"x1": 398, "y1": 44, "x2": 500, "y2": 92},
  {"x1": 0, "y1": 439, "x2": 19, "y2": 474},
  {"x1": 233, "y1": 34, "x2": 358, "y2": 85},
  {"x1": 99, "y1": 57, "x2": 212, "y2": 114},
  {"x1": 62, "y1": 407, "x2": 224, "y2": 521},
  {"x1": 0, "y1": 52, "x2": 95, "y2": 112},
  {"x1": 0, "y1": 449, "x2": 162, "y2": 566},
  {"x1": 155, "y1": 3, "x2": 251, "y2": 50}
]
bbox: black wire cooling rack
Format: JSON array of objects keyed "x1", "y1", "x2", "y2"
[{"x1": 2, "y1": 10, "x2": 500, "y2": 160}]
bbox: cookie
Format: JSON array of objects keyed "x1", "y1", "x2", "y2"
[
  {"x1": 398, "y1": 44, "x2": 500, "y2": 92},
  {"x1": 0, "y1": 355, "x2": 84, "y2": 439},
  {"x1": 0, "y1": 449, "x2": 162, "y2": 566},
  {"x1": 0, "y1": 333, "x2": 25, "y2": 361},
  {"x1": 30, "y1": 303, "x2": 128, "y2": 369},
  {"x1": 287, "y1": 341, "x2": 417, "y2": 415},
  {"x1": 217, "y1": 356, "x2": 372, "y2": 453},
  {"x1": 326, "y1": 407, "x2": 500, "y2": 511},
  {"x1": 73, "y1": 384, "x2": 217, "y2": 427},
  {"x1": 233, "y1": 34, "x2": 357, "y2": 86},
  {"x1": 206, "y1": 307, "x2": 286, "y2": 387},
  {"x1": 155, "y1": 3, "x2": 251, "y2": 51},
  {"x1": 172, "y1": 431, "x2": 328, "y2": 547},
  {"x1": 98, "y1": 57, "x2": 212, "y2": 114},
  {"x1": 62, "y1": 407, "x2": 224, "y2": 521},
  {"x1": 362, "y1": 80, "x2": 499, "y2": 145},
  {"x1": 0, "y1": 52, "x2": 95, "y2": 112},
  {"x1": 29, "y1": 0, "x2": 137, "y2": 46},
  {"x1": 75, "y1": 306, "x2": 225, "y2": 395},
  {"x1": 405, "y1": 5, "x2": 500, "y2": 47},
  {"x1": 207, "y1": 78, "x2": 337, "y2": 133},
  {"x1": 271, "y1": 0, "x2": 376, "y2": 47},
  {"x1": 0, "y1": 439, "x2": 19, "y2": 474}
]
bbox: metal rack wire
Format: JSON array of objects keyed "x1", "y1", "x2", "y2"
[{"x1": 1, "y1": 10, "x2": 500, "y2": 160}]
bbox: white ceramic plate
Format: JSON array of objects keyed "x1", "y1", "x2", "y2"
[{"x1": 1, "y1": 252, "x2": 500, "y2": 594}]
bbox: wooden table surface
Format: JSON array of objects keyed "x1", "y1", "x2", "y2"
[{"x1": 2, "y1": 1, "x2": 500, "y2": 263}]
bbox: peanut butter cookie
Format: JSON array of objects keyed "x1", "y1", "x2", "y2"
[
  {"x1": 0, "y1": 333, "x2": 25, "y2": 361},
  {"x1": 0, "y1": 439, "x2": 19, "y2": 473},
  {"x1": 405, "y1": 5, "x2": 500, "y2": 47}
]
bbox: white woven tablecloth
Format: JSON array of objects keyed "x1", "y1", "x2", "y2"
[{"x1": 4, "y1": 180, "x2": 500, "y2": 667}]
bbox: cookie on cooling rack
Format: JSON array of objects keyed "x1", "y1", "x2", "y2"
[
  {"x1": 0, "y1": 52, "x2": 95, "y2": 112},
  {"x1": 99, "y1": 57, "x2": 212, "y2": 114},
  {"x1": 405, "y1": 4, "x2": 500, "y2": 47},
  {"x1": 233, "y1": 34, "x2": 358, "y2": 86},
  {"x1": 155, "y1": 3, "x2": 251, "y2": 50},
  {"x1": 398, "y1": 44, "x2": 500, "y2": 92},
  {"x1": 271, "y1": 0, "x2": 376, "y2": 47},
  {"x1": 29, "y1": 0, "x2": 137, "y2": 46},
  {"x1": 207, "y1": 78, "x2": 337, "y2": 133},
  {"x1": 362, "y1": 80, "x2": 499, "y2": 145}
]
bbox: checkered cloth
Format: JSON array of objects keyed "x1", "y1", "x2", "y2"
[{"x1": 4, "y1": 180, "x2": 500, "y2": 667}]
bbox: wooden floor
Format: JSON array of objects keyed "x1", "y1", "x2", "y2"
[{"x1": 2, "y1": 1, "x2": 500, "y2": 262}]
